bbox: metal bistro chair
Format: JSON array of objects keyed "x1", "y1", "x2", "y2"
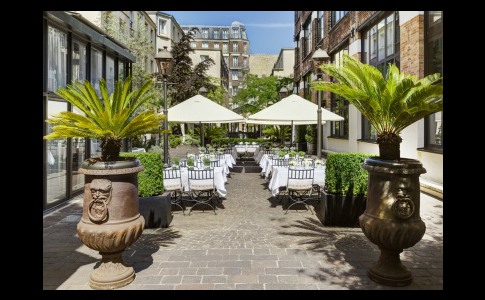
[
  {"x1": 187, "y1": 168, "x2": 217, "y2": 215},
  {"x1": 210, "y1": 159, "x2": 221, "y2": 168},
  {"x1": 285, "y1": 168, "x2": 315, "y2": 214},
  {"x1": 162, "y1": 168, "x2": 185, "y2": 215},
  {"x1": 263, "y1": 149, "x2": 273, "y2": 155}
]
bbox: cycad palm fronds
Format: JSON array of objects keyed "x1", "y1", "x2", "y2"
[
  {"x1": 44, "y1": 76, "x2": 167, "y2": 161},
  {"x1": 311, "y1": 54, "x2": 443, "y2": 160}
]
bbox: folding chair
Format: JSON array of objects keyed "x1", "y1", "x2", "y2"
[
  {"x1": 285, "y1": 168, "x2": 315, "y2": 214},
  {"x1": 162, "y1": 168, "x2": 185, "y2": 215},
  {"x1": 187, "y1": 169, "x2": 217, "y2": 215}
]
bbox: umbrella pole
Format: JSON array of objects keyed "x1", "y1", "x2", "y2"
[
  {"x1": 291, "y1": 120, "x2": 294, "y2": 147},
  {"x1": 200, "y1": 121, "x2": 205, "y2": 147}
]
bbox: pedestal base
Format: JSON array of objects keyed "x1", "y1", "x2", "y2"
[
  {"x1": 367, "y1": 248, "x2": 412, "y2": 287},
  {"x1": 89, "y1": 251, "x2": 135, "y2": 290}
]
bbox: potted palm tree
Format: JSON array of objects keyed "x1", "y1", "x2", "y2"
[
  {"x1": 312, "y1": 55, "x2": 443, "y2": 286},
  {"x1": 44, "y1": 76, "x2": 166, "y2": 289}
]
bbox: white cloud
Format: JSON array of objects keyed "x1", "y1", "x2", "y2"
[{"x1": 245, "y1": 23, "x2": 293, "y2": 28}]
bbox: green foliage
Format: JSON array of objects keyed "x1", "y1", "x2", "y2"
[
  {"x1": 181, "y1": 133, "x2": 200, "y2": 146},
  {"x1": 325, "y1": 153, "x2": 376, "y2": 196},
  {"x1": 312, "y1": 54, "x2": 443, "y2": 142},
  {"x1": 262, "y1": 125, "x2": 291, "y2": 141},
  {"x1": 296, "y1": 125, "x2": 307, "y2": 143},
  {"x1": 232, "y1": 75, "x2": 293, "y2": 115},
  {"x1": 206, "y1": 76, "x2": 229, "y2": 105},
  {"x1": 169, "y1": 135, "x2": 182, "y2": 148},
  {"x1": 305, "y1": 125, "x2": 315, "y2": 143},
  {"x1": 148, "y1": 145, "x2": 164, "y2": 155},
  {"x1": 203, "y1": 157, "x2": 211, "y2": 166},
  {"x1": 44, "y1": 76, "x2": 167, "y2": 161},
  {"x1": 298, "y1": 151, "x2": 306, "y2": 157},
  {"x1": 168, "y1": 28, "x2": 216, "y2": 106},
  {"x1": 205, "y1": 126, "x2": 227, "y2": 143},
  {"x1": 121, "y1": 152, "x2": 163, "y2": 197},
  {"x1": 186, "y1": 157, "x2": 195, "y2": 167},
  {"x1": 171, "y1": 157, "x2": 180, "y2": 165}
]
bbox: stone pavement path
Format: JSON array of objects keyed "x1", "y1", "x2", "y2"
[{"x1": 43, "y1": 168, "x2": 443, "y2": 290}]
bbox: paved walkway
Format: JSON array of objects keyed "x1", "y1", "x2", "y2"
[{"x1": 43, "y1": 167, "x2": 443, "y2": 290}]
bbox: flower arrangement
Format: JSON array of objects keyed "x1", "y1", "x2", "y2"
[
  {"x1": 289, "y1": 160, "x2": 297, "y2": 167},
  {"x1": 199, "y1": 153, "x2": 206, "y2": 159},
  {"x1": 209, "y1": 154, "x2": 216, "y2": 159},
  {"x1": 171, "y1": 157, "x2": 180, "y2": 169},
  {"x1": 288, "y1": 151, "x2": 296, "y2": 158},
  {"x1": 298, "y1": 151, "x2": 306, "y2": 157},
  {"x1": 303, "y1": 159, "x2": 313, "y2": 167},
  {"x1": 187, "y1": 157, "x2": 195, "y2": 168},
  {"x1": 217, "y1": 148, "x2": 224, "y2": 153},
  {"x1": 245, "y1": 141, "x2": 250, "y2": 145},
  {"x1": 278, "y1": 151, "x2": 286, "y2": 158},
  {"x1": 187, "y1": 153, "x2": 195, "y2": 159},
  {"x1": 290, "y1": 147, "x2": 296, "y2": 151},
  {"x1": 315, "y1": 159, "x2": 323, "y2": 166}
]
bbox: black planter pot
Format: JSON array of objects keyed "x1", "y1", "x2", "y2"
[
  {"x1": 314, "y1": 190, "x2": 367, "y2": 227},
  {"x1": 138, "y1": 192, "x2": 173, "y2": 228}
]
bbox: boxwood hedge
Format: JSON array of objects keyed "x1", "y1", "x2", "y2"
[
  {"x1": 121, "y1": 152, "x2": 164, "y2": 197},
  {"x1": 324, "y1": 152, "x2": 375, "y2": 196}
]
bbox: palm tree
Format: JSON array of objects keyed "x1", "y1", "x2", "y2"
[
  {"x1": 312, "y1": 54, "x2": 443, "y2": 160},
  {"x1": 44, "y1": 76, "x2": 167, "y2": 161}
]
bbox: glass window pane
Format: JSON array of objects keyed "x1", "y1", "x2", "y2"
[
  {"x1": 106, "y1": 56, "x2": 115, "y2": 93},
  {"x1": 91, "y1": 48, "x2": 103, "y2": 96},
  {"x1": 71, "y1": 107, "x2": 86, "y2": 192},
  {"x1": 377, "y1": 20, "x2": 386, "y2": 61},
  {"x1": 118, "y1": 61, "x2": 125, "y2": 80},
  {"x1": 47, "y1": 26, "x2": 68, "y2": 92},
  {"x1": 427, "y1": 111, "x2": 443, "y2": 146},
  {"x1": 72, "y1": 40, "x2": 86, "y2": 83},
  {"x1": 386, "y1": 14, "x2": 394, "y2": 56},
  {"x1": 46, "y1": 100, "x2": 68, "y2": 204},
  {"x1": 370, "y1": 26, "x2": 377, "y2": 60}
]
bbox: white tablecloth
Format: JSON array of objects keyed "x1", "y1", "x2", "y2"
[
  {"x1": 166, "y1": 166, "x2": 227, "y2": 197},
  {"x1": 235, "y1": 145, "x2": 259, "y2": 153},
  {"x1": 260, "y1": 154, "x2": 290, "y2": 178},
  {"x1": 224, "y1": 154, "x2": 236, "y2": 168},
  {"x1": 268, "y1": 166, "x2": 326, "y2": 196},
  {"x1": 132, "y1": 148, "x2": 146, "y2": 153}
]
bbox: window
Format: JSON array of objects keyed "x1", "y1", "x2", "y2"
[
  {"x1": 202, "y1": 28, "x2": 209, "y2": 38},
  {"x1": 118, "y1": 61, "x2": 126, "y2": 80},
  {"x1": 232, "y1": 56, "x2": 238, "y2": 67},
  {"x1": 303, "y1": 73, "x2": 312, "y2": 100},
  {"x1": 159, "y1": 19, "x2": 166, "y2": 35},
  {"x1": 202, "y1": 42, "x2": 209, "y2": 48},
  {"x1": 232, "y1": 86, "x2": 238, "y2": 96},
  {"x1": 91, "y1": 48, "x2": 103, "y2": 95},
  {"x1": 200, "y1": 55, "x2": 209, "y2": 62},
  {"x1": 214, "y1": 30, "x2": 219, "y2": 39},
  {"x1": 330, "y1": 47, "x2": 349, "y2": 138},
  {"x1": 106, "y1": 55, "x2": 115, "y2": 94},
  {"x1": 190, "y1": 41, "x2": 197, "y2": 48},
  {"x1": 214, "y1": 42, "x2": 219, "y2": 48},
  {"x1": 317, "y1": 11, "x2": 325, "y2": 41},
  {"x1": 223, "y1": 42, "x2": 228, "y2": 53},
  {"x1": 295, "y1": 34, "x2": 300, "y2": 64},
  {"x1": 232, "y1": 27, "x2": 240, "y2": 38},
  {"x1": 71, "y1": 40, "x2": 86, "y2": 84},
  {"x1": 150, "y1": 28, "x2": 154, "y2": 42},
  {"x1": 303, "y1": 19, "x2": 311, "y2": 57},
  {"x1": 243, "y1": 42, "x2": 248, "y2": 52},
  {"x1": 361, "y1": 12, "x2": 400, "y2": 141},
  {"x1": 243, "y1": 57, "x2": 248, "y2": 67},
  {"x1": 232, "y1": 71, "x2": 238, "y2": 80},
  {"x1": 222, "y1": 29, "x2": 228, "y2": 39},
  {"x1": 47, "y1": 26, "x2": 67, "y2": 92},
  {"x1": 224, "y1": 56, "x2": 228, "y2": 65},
  {"x1": 333, "y1": 11, "x2": 349, "y2": 26},
  {"x1": 233, "y1": 42, "x2": 238, "y2": 52},
  {"x1": 425, "y1": 11, "x2": 443, "y2": 150}
]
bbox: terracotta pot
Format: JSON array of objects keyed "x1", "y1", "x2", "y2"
[
  {"x1": 77, "y1": 160, "x2": 145, "y2": 289},
  {"x1": 359, "y1": 157, "x2": 426, "y2": 286}
]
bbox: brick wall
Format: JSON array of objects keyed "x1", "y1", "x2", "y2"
[{"x1": 400, "y1": 14, "x2": 425, "y2": 78}]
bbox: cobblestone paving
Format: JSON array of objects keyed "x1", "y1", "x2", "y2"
[{"x1": 43, "y1": 168, "x2": 443, "y2": 290}]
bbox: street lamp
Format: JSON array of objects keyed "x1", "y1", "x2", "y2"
[
  {"x1": 155, "y1": 49, "x2": 174, "y2": 165},
  {"x1": 198, "y1": 87, "x2": 208, "y2": 146},
  {"x1": 311, "y1": 48, "x2": 330, "y2": 159}
]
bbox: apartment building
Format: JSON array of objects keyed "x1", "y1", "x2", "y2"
[
  {"x1": 271, "y1": 48, "x2": 295, "y2": 77},
  {"x1": 293, "y1": 11, "x2": 443, "y2": 195},
  {"x1": 181, "y1": 21, "x2": 250, "y2": 101}
]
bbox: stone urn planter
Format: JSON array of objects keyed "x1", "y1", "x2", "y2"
[
  {"x1": 359, "y1": 157, "x2": 426, "y2": 286},
  {"x1": 77, "y1": 160, "x2": 145, "y2": 289}
]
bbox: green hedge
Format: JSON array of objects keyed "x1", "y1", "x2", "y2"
[
  {"x1": 120, "y1": 152, "x2": 163, "y2": 197},
  {"x1": 325, "y1": 152, "x2": 375, "y2": 196}
]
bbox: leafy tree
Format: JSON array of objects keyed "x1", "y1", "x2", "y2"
[
  {"x1": 312, "y1": 54, "x2": 443, "y2": 160},
  {"x1": 206, "y1": 76, "x2": 229, "y2": 105},
  {"x1": 233, "y1": 74, "x2": 293, "y2": 115},
  {"x1": 168, "y1": 28, "x2": 216, "y2": 105},
  {"x1": 262, "y1": 125, "x2": 291, "y2": 142}
]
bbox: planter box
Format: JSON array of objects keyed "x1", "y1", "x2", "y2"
[
  {"x1": 314, "y1": 190, "x2": 367, "y2": 227},
  {"x1": 139, "y1": 192, "x2": 173, "y2": 228}
]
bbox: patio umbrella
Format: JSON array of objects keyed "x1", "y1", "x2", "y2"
[
  {"x1": 164, "y1": 94, "x2": 245, "y2": 123},
  {"x1": 163, "y1": 94, "x2": 245, "y2": 145},
  {"x1": 245, "y1": 94, "x2": 344, "y2": 144}
]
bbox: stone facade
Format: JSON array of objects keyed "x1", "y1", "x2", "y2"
[{"x1": 249, "y1": 55, "x2": 278, "y2": 77}]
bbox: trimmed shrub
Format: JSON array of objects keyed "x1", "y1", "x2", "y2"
[
  {"x1": 121, "y1": 152, "x2": 163, "y2": 197},
  {"x1": 169, "y1": 135, "x2": 182, "y2": 148},
  {"x1": 325, "y1": 152, "x2": 375, "y2": 196}
]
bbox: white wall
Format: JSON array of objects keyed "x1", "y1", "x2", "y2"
[{"x1": 189, "y1": 49, "x2": 223, "y2": 79}]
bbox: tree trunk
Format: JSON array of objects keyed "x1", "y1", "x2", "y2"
[
  {"x1": 101, "y1": 138, "x2": 122, "y2": 161},
  {"x1": 377, "y1": 132, "x2": 402, "y2": 160}
]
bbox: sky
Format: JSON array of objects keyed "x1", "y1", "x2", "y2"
[{"x1": 164, "y1": 11, "x2": 294, "y2": 54}]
